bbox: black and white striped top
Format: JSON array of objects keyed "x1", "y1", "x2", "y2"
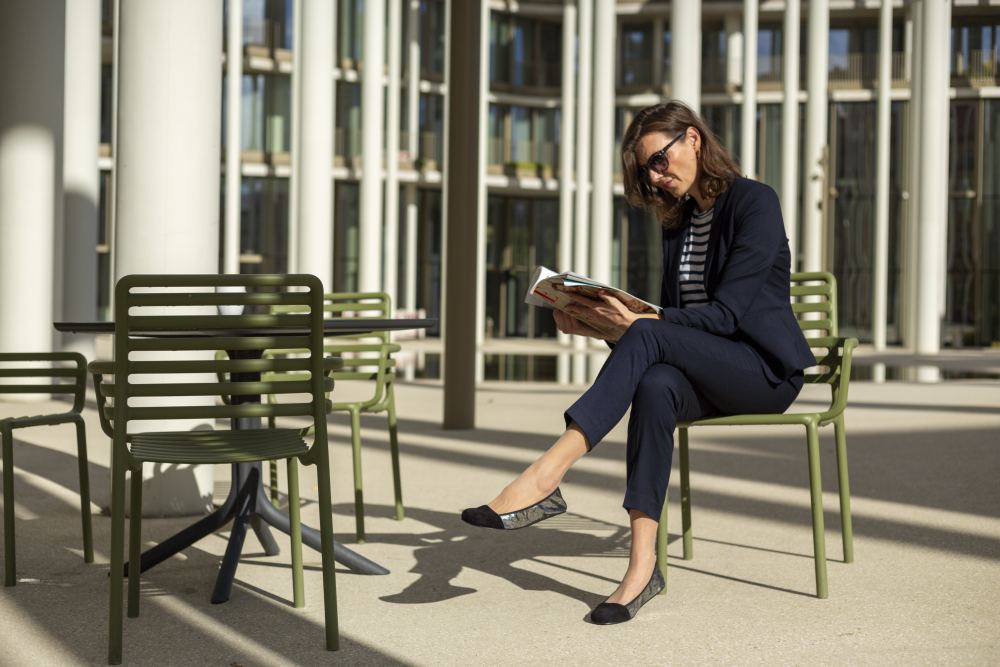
[{"x1": 679, "y1": 207, "x2": 713, "y2": 308}]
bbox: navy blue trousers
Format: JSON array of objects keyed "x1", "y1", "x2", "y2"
[{"x1": 564, "y1": 318, "x2": 803, "y2": 520}]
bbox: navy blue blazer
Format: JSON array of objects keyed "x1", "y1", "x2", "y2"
[{"x1": 657, "y1": 177, "x2": 815, "y2": 383}]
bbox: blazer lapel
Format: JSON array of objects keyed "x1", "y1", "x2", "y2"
[
  {"x1": 661, "y1": 223, "x2": 686, "y2": 308},
  {"x1": 703, "y1": 188, "x2": 730, "y2": 288}
]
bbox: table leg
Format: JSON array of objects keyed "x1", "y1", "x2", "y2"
[
  {"x1": 251, "y1": 516, "x2": 280, "y2": 556},
  {"x1": 210, "y1": 467, "x2": 259, "y2": 604}
]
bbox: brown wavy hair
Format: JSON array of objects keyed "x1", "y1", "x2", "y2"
[{"x1": 621, "y1": 101, "x2": 742, "y2": 229}]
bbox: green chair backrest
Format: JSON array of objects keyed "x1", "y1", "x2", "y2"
[
  {"x1": 101, "y1": 274, "x2": 331, "y2": 445},
  {"x1": 790, "y1": 271, "x2": 838, "y2": 337},
  {"x1": 0, "y1": 352, "x2": 87, "y2": 412}
]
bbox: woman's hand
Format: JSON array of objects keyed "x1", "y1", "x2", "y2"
[
  {"x1": 553, "y1": 308, "x2": 613, "y2": 340},
  {"x1": 556, "y1": 288, "x2": 659, "y2": 342}
]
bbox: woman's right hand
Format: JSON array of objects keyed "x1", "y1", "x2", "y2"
[{"x1": 553, "y1": 309, "x2": 612, "y2": 340}]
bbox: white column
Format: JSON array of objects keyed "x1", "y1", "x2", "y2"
[
  {"x1": 902, "y1": 0, "x2": 922, "y2": 348},
  {"x1": 725, "y1": 12, "x2": 743, "y2": 91},
  {"x1": 671, "y1": 0, "x2": 701, "y2": 113},
  {"x1": 0, "y1": 0, "x2": 64, "y2": 354},
  {"x1": 740, "y1": 0, "x2": 758, "y2": 177},
  {"x1": 872, "y1": 0, "x2": 893, "y2": 358},
  {"x1": 297, "y1": 0, "x2": 335, "y2": 290},
  {"x1": 223, "y1": 0, "x2": 243, "y2": 274},
  {"x1": 589, "y1": 0, "x2": 615, "y2": 382},
  {"x1": 404, "y1": 0, "x2": 420, "y2": 321},
  {"x1": 360, "y1": 0, "x2": 386, "y2": 293},
  {"x1": 114, "y1": 0, "x2": 223, "y2": 515},
  {"x1": 572, "y1": 0, "x2": 593, "y2": 384},
  {"x1": 384, "y1": 0, "x2": 402, "y2": 307},
  {"x1": 802, "y1": 0, "x2": 829, "y2": 272},
  {"x1": 62, "y1": 0, "x2": 102, "y2": 359},
  {"x1": 287, "y1": 0, "x2": 302, "y2": 272},
  {"x1": 914, "y1": 0, "x2": 950, "y2": 361},
  {"x1": 781, "y1": 0, "x2": 800, "y2": 271},
  {"x1": 557, "y1": 0, "x2": 578, "y2": 385}
]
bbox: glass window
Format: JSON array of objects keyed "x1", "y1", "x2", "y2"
[
  {"x1": 701, "y1": 25, "x2": 727, "y2": 86},
  {"x1": 336, "y1": 81, "x2": 362, "y2": 161},
  {"x1": 418, "y1": 93, "x2": 444, "y2": 167},
  {"x1": 240, "y1": 177, "x2": 289, "y2": 274},
  {"x1": 620, "y1": 22, "x2": 653, "y2": 87},
  {"x1": 419, "y1": 0, "x2": 446, "y2": 79},
  {"x1": 334, "y1": 181, "x2": 360, "y2": 292}
]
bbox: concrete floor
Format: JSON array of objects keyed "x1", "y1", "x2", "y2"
[{"x1": 2, "y1": 378, "x2": 999, "y2": 665}]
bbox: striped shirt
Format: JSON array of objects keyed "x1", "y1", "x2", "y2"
[{"x1": 679, "y1": 207, "x2": 713, "y2": 308}]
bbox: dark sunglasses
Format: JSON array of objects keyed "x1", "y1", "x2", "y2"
[{"x1": 638, "y1": 131, "x2": 687, "y2": 182}]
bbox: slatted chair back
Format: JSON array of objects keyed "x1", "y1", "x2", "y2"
[
  {"x1": 0, "y1": 352, "x2": 87, "y2": 413},
  {"x1": 102, "y1": 274, "x2": 330, "y2": 452},
  {"x1": 790, "y1": 271, "x2": 839, "y2": 337}
]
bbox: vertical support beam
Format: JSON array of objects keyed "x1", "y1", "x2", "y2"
[
  {"x1": 781, "y1": 0, "x2": 801, "y2": 271},
  {"x1": 223, "y1": 0, "x2": 243, "y2": 274},
  {"x1": 360, "y1": 0, "x2": 386, "y2": 292},
  {"x1": 740, "y1": 0, "x2": 758, "y2": 177},
  {"x1": 384, "y1": 0, "x2": 403, "y2": 307},
  {"x1": 915, "y1": 0, "x2": 950, "y2": 362},
  {"x1": 671, "y1": 0, "x2": 701, "y2": 113},
  {"x1": 572, "y1": 0, "x2": 594, "y2": 384},
  {"x1": 557, "y1": 0, "x2": 578, "y2": 385},
  {"x1": 114, "y1": 0, "x2": 223, "y2": 514},
  {"x1": 725, "y1": 12, "x2": 743, "y2": 92},
  {"x1": 62, "y1": 0, "x2": 102, "y2": 359},
  {"x1": 297, "y1": 0, "x2": 336, "y2": 290},
  {"x1": 901, "y1": 0, "x2": 922, "y2": 349},
  {"x1": 475, "y1": 2, "x2": 490, "y2": 385},
  {"x1": 872, "y1": 0, "x2": 893, "y2": 357},
  {"x1": 404, "y1": 0, "x2": 420, "y2": 327},
  {"x1": 442, "y1": 0, "x2": 482, "y2": 429},
  {"x1": 287, "y1": 0, "x2": 302, "y2": 272},
  {"x1": 802, "y1": 0, "x2": 829, "y2": 272},
  {"x1": 0, "y1": 0, "x2": 64, "y2": 354}
]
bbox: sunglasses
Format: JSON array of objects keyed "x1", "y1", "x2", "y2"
[{"x1": 638, "y1": 131, "x2": 687, "y2": 185}]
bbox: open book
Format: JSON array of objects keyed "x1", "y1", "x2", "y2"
[{"x1": 524, "y1": 266, "x2": 660, "y2": 315}]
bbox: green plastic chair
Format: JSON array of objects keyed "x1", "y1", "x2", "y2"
[
  {"x1": 266, "y1": 292, "x2": 402, "y2": 544},
  {"x1": 656, "y1": 271, "x2": 858, "y2": 599},
  {"x1": 96, "y1": 274, "x2": 339, "y2": 665},
  {"x1": 1, "y1": 352, "x2": 94, "y2": 586}
]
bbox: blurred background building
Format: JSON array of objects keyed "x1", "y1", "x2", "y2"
[{"x1": 2, "y1": 0, "x2": 998, "y2": 382}]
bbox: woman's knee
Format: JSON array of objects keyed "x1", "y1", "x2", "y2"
[{"x1": 632, "y1": 364, "x2": 689, "y2": 413}]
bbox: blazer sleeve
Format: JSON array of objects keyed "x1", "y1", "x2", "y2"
[{"x1": 657, "y1": 185, "x2": 784, "y2": 336}]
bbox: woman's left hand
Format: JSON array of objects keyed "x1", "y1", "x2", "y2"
[{"x1": 561, "y1": 289, "x2": 654, "y2": 342}]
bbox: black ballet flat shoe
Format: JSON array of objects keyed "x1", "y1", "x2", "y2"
[
  {"x1": 589, "y1": 563, "x2": 665, "y2": 625},
  {"x1": 461, "y1": 487, "x2": 567, "y2": 530}
]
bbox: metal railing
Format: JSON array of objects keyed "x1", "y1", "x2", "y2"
[
  {"x1": 828, "y1": 51, "x2": 906, "y2": 85},
  {"x1": 953, "y1": 48, "x2": 999, "y2": 83}
]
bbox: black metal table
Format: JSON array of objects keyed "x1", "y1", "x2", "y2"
[{"x1": 55, "y1": 318, "x2": 434, "y2": 603}]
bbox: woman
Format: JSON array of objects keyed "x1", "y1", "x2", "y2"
[{"x1": 461, "y1": 101, "x2": 815, "y2": 624}]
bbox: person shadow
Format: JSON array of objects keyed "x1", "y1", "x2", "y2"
[{"x1": 333, "y1": 502, "x2": 659, "y2": 613}]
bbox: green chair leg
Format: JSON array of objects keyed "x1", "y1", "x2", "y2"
[
  {"x1": 108, "y1": 448, "x2": 127, "y2": 665},
  {"x1": 2, "y1": 425, "x2": 15, "y2": 587},
  {"x1": 287, "y1": 457, "x2": 304, "y2": 609},
  {"x1": 679, "y1": 427, "x2": 693, "y2": 560},
  {"x1": 313, "y1": 456, "x2": 340, "y2": 651},
  {"x1": 834, "y1": 414, "x2": 854, "y2": 564},
  {"x1": 805, "y1": 421, "x2": 829, "y2": 599},
  {"x1": 349, "y1": 407, "x2": 365, "y2": 543},
  {"x1": 74, "y1": 418, "x2": 94, "y2": 564},
  {"x1": 656, "y1": 494, "x2": 668, "y2": 595},
  {"x1": 128, "y1": 467, "x2": 143, "y2": 618},
  {"x1": 387, "y1": 385, "x2": 404, "y2": 521}
]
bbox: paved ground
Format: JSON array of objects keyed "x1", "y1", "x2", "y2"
[{"x1": 2, "y1": 378, "x2": 999, "y2": 665}]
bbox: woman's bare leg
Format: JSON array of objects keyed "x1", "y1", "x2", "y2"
[
  {"x1": 604, "y1": 509, "x2": 658, "y2": 604},
  {"x1": 487, "y1": 423, "x2": 589, "y2": 513}
]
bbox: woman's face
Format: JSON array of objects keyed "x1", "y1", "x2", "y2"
[{"x1": 634, "y1": 128, "x2": 700, "y2": 200}]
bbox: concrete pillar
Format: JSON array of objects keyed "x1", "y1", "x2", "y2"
[
  {"x1": 725, "y1": 12, "x2": 743, "y2": 90},
  {"x1": 360, "y1": 0, "x2": 386, "y2": 293},
  {"x1": 287, "y1": 0, "x2": 302, "y2": 272},
  {"x1": 781, "y1": 0, "x2": 800, "y2": 271},
  {"x1": 223, "y1": 0, "x2": 243, "y2": 275},
  {"x1": 0, "y1": 0, "x2": 64, "y2": 355},
  {"x1": 740, "y1": 0, "x2": 758, "y2": 177},
  {"x1": 404, "y1": 0, "x2": 420, "y2": 326},
  {"x1": 475, "y1": 2, "x2": 489, "y2": 385},
  {"x1": 297, "y1": 0, "x2": 335, "y2": 289},
  {"x1": 671, "y1": 0, "x2": 701, "y2": 113},
  {"x1": 62, "y1": 0, "x2": 102, "y2": 359},
  {"x1": 914, "y1": 0, "x2": 951, "y2": 360},
  {"x1": 572, "y1": 0, "x2": 593, "y2": 384},
  {"x1": 384, "y1": 0, "x2": 402, "y2": 307},
  {"x1": 901, "y1": 0, "x2": 922, "y2": 348},
  {"x1": 114, "y1": 0, "x2": 223, "y2": 515},
  {"x1": 443, "y1": 0, "x2": 482, "y2": 428},
  {"x1": 872, "y1": 0, "x2": 893, "y2": 358},
  {"x1": 557, "y1": 0, "x2": 578, "y2": 385},
  {"x1": 802, "y1": 0, "x2": 829, "y2": 272}
]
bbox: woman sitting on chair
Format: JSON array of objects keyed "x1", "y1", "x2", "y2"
[{"x1": 462, "y1": 100, "x2": 815, "y2": 624}]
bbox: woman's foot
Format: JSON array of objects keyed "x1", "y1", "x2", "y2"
[
  {"x1": 604, "y1": 550, "x2": 658, "y2": 605},
  {"x1": 487, "y1": 463, "x2": 561, "y2": 515},
  {"x1": 590, "y1": 551, "x2": 663, "y2": 624}
]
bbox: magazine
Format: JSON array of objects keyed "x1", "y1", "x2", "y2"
[{"x1": 524, "y1": 266, "x2": 660, "y2": 315}]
